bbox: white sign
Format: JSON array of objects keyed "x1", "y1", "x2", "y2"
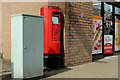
[{"x1": 104, "y1": 35, "x2": 113, "y2": 54}]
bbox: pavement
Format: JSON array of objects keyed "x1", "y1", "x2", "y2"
[
  {"x1": 0, "y1": 59, "x2": 11, "y2": 80},
  {"x1": 0, "y1": 55, "x2": 119, "y2": 79},
  {"x1": 44, "y1": 56, "x2": 118, "y2": 79}
]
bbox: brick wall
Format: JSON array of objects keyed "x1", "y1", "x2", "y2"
[
  {"x1": 64, "y1": 2, "x2": 93, "y2": 66},
  {"x1": 2, "y1": 2, "x2": 48, "y2": 60}
]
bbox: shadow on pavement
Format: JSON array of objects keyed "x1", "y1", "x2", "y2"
[
  {"x1": 95, "y1": 61, "x2": 108, "y2": 64},
  {"x1": 44, "y1": 68, "x2": 72, "y2": 78}
]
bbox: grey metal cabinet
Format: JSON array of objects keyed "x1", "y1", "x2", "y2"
[{"x1": 11, "y1": 14, "x2": 43, "y2": 78}]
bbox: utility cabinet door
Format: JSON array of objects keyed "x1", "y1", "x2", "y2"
[{"x1": 23, "y1": 16, "x2": 43, "y2": 78}]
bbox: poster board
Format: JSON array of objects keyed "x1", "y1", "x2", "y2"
[
  {"x1": 92, "y1": 15, "x2": 102, "y2": 54},
  {"x1": 115, "y1": 20, "x2": 120, "y2": 51}
]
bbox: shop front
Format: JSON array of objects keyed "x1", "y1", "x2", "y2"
[
  {"x1": 1, "y1": 2, "x2": 120, "y2": 67},
  {"x1": 93, "y1": 2, "x2": 120, "y2": 59}
]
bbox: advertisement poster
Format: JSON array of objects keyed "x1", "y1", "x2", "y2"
[
  {"x1": 115, "y1": 20, "x2": 120, "y2": 51},
  {"x1": 119, "y1": 23, "x2": 120, "y2": 50},
  {"x1": 92, "y1": 16, "x2": 102, "y2": 54},
  {"x1": 104, "y1": 35, "x2": 113, "y2": 54}
]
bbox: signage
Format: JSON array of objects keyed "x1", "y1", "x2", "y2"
[
  {"x1": 115, "y1": 20, "x2": 120, "y2": 51},
  {"x1": 92, "y1": 16, "x2": 102, "y2": 54},
  {"x1": 104, "y1": 35, "x2": 113, "y2": 54},
  {"x1": 119, "y1": 23, "x2": 120, "y2": 50}
]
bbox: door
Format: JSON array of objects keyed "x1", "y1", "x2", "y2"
[
  {"x1": 51, "y1": 13, "x2": 61, "y2": 54},
  {"x1": 23, "y1": 15, "x2": 43, "y2": 78},
  {"x1": 103, "y1": 3, "x2": 114, "y2": 56}
]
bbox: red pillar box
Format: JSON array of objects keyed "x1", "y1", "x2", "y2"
[{"x1": 40, "y1": 5, "x2": 61, "y2": 55}]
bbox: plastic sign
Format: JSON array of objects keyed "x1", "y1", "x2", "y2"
[{"x1": 104, "y1": 35, "x2": 113, "y2": 54}]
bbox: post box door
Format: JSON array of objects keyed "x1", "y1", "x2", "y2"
[{"x1": 48, "y1": 9, "x2": 61, "y2": 54}]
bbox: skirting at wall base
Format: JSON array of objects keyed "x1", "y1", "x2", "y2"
[
  {"x1": 92, "y1": 51, "x2": 120, "y2": 61},
  {"x1": 92, "y1": 53, "x2": 104, "y2": 61},
  {"x1": 115, "y1": 51, "x2": 120, "y2": 56}
]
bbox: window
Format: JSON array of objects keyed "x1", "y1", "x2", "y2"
[
  {"x1": 104, "y1": 3, "x2": 113, "y2": 35},
  {"x1": 115, "y1": 7, "x2": 120, "y2": 20},
  {"x1": 93, "y1": 2, "x2": 101, "y2": 16},
  {"x1": 104, "y1": 3, "x2": 112, "y2": 20},
  {"x1": 52, "y1": 16, "x2": 59, "y2": 24},
  {"x1": 92, "y1": 1, "x2": 102, "y2": 54}
]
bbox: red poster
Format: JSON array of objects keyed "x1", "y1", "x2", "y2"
[{"x1": 104, "y1": 35, "x2": 113, "y2": 54}]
